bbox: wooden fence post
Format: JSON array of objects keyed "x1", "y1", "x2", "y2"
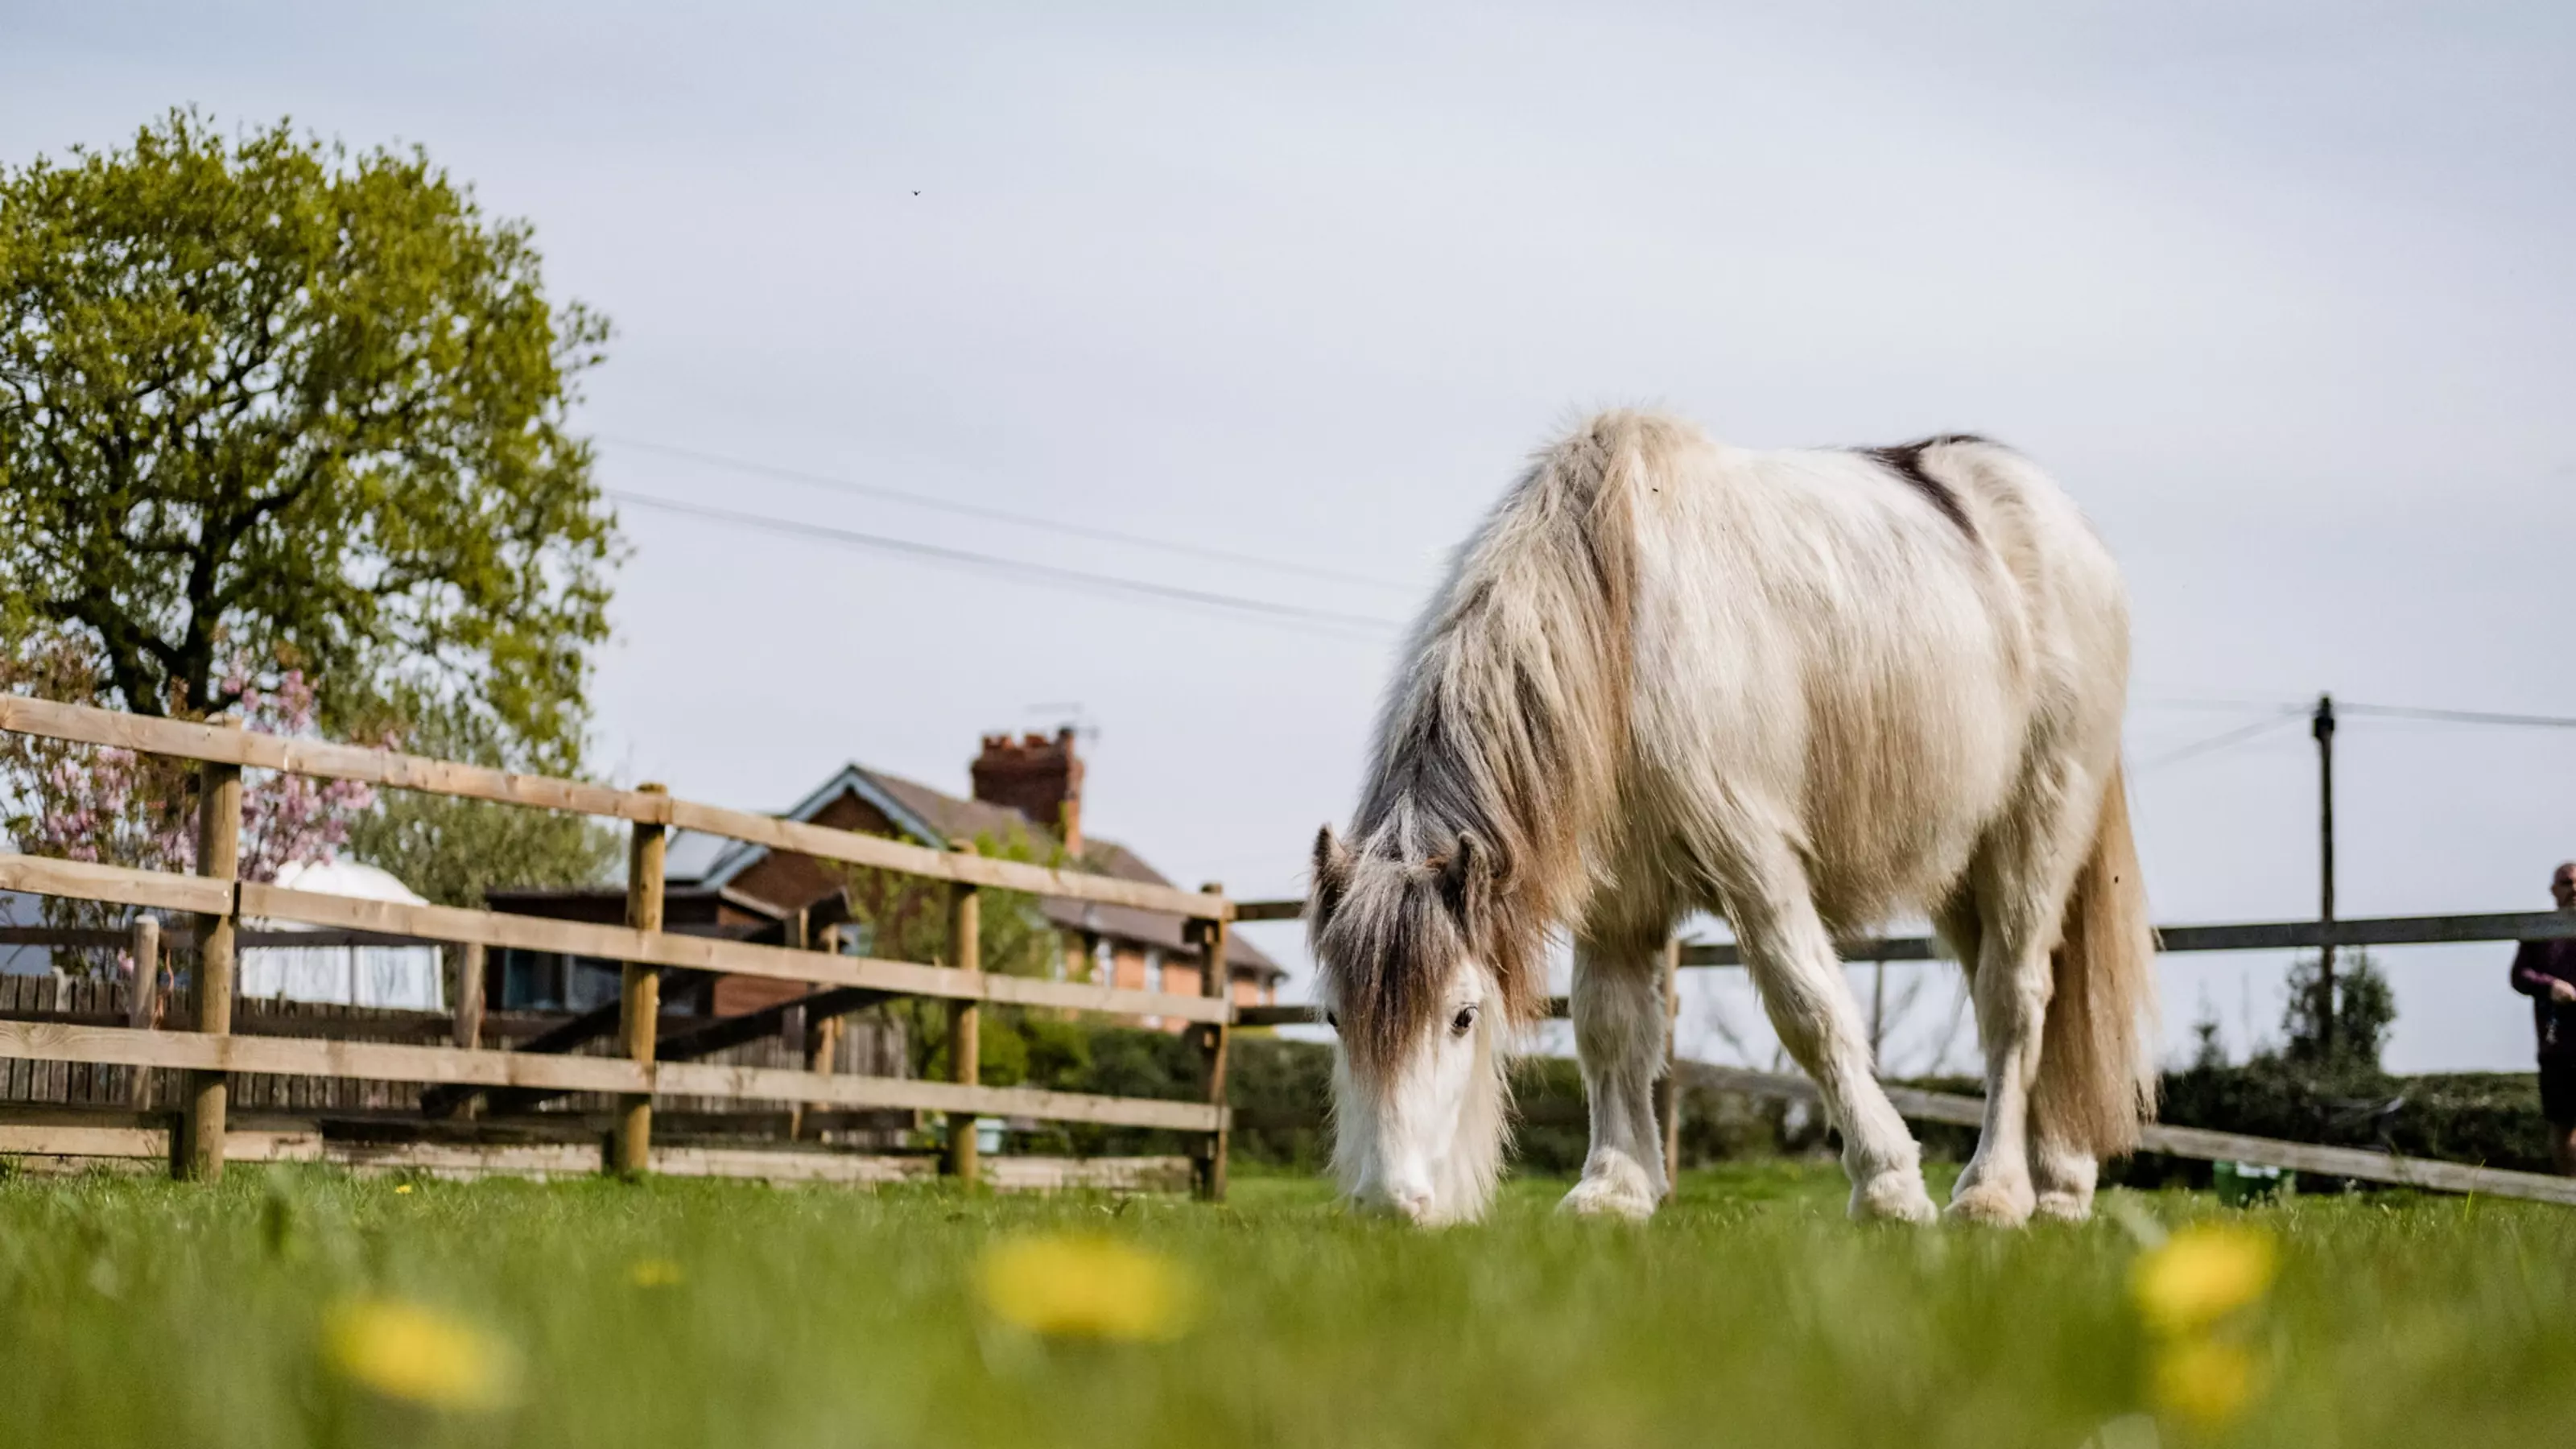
[
  {"x1": 181, "y1": 727, "x2": 242, "y2": 1182},
  {"x1": 448, "y1": 941, "x2": 485, "y2": 1120},
  {"x1": 126, "y1": 914, "x2": 161, "y2": 1110},
  {"x1": 944, "y1": 840, "x2": 981, "y2": 1186},
  {"x1": 1659, "y1": 934, "x2": 1682, "y2": 1195},
  {"x1": 613, "y1": 783, "x2": 668, "y2": 1176},
  {"x1": 1196, "y1": 882, "x2": 1232, "y2": 1203},
  {"x1": 451, "y1": 942, "x2": 485, "y2": 1051},
  {"x1": 798, "y1": 923, "x2": 841, "y2": 1142},
  {"x1": 780, "y1": 906, "x2": 811, "y2": 1139}
]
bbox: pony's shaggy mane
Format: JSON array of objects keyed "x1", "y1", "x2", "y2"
[{"x1": 1315, "y1": 411, "x2": 1686, "y2": 1077}]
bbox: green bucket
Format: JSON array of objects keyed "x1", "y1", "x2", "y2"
[{"x1": 2213, "y1": 1160, "x2": 2293, "y2": 1207}]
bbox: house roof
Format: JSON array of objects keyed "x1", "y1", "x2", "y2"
[
  {"x1": 1038, "y1": 839, "x2": 1227, "y2": 961},
  {"x1": 664, "y1": 762, "x2": 1285, "y2": 983}
]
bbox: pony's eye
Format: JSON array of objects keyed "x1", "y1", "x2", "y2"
[
  {"x1": 1450, "y1": 1005, "x2": 1478, "y2": 1037},
  {"x1": 1324, "y1": 1010, "x2": 1340, "y2": 1031}
]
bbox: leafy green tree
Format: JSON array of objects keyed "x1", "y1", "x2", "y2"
[
  {"x1": 341, "y1": 691, "x2": 620, "y2": 907},
  {"x1": 832, "y1": 825, "x2": 1068, "y2": 1084},
  {"x1": 2281, "y1": 948, "x2": 2397, "y2": 1074},
  {"x1": 0, "y1": 109, "x2": 617, "y2": 762}
]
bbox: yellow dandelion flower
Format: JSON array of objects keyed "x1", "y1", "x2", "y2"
[
  {"x1": 629, "y1": 1257, "x2": 685, "y2": 1288},
  {"x1": 394, "y1": 1184, "x2": 414, "y2": 1195},
  {"x1": 324, "y1": 1298, "x2": 518, "y2": 1411},
  {"x1": 2131, "y1": 1223, "x2": 2276, "y2": 1335},
  {"x1": 976, "y1": 1234, "x2": 1197, "y2": 1343},
  {"x1": 2152, "y1": 1336, "x2": 2262, "y2": 1428}
]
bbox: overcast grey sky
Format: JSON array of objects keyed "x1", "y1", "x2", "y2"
[{"x1": 7, "y1": 0, "x2": 2573, "y2": 1071}]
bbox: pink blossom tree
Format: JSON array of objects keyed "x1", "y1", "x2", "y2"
[
  {"x1": 5, "y1": 642, "x2": 378, "y2": 974},
  {"x1": 16, "y1": 666, "x2": 376, "y2": 882}
]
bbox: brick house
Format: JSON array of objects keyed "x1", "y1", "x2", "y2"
[{"x1": 482, "y1": 729, "x2": 1285, "y2": 1026}]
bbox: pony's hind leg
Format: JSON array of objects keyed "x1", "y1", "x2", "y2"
[
  {"x1": 1937, "y1": 891, "x2": 2089, "y2": 1220},
  {"x1": 1728, "y1": 846, "x2": 1935, "y2": 1224},
  {"x1": 1950, "y1": 914, "x2": 2050, "y2": 1224},
  {"x1": 2029, "y1": 1121, "x2": 2099, "y2": 1222},
  {"x1": 1560, "y1": 921, "x2": 1672, "y2": 1221},
  {"x1": 1950, "y1": 778, "x2": 2102, "y2": 1226}
]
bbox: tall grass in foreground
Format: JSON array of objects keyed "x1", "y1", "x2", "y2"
[{"x1": 1, "y1": 1161, "x2": 2570, "y2": 1447}]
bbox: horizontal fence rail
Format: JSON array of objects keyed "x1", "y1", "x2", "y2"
[
  {"x1": 0, "y1": 926, "x2": 431, "y2": 950},
  {"x1": 0, "y1": 695, "x2": 1226, "y2": 921},
  {"x1": 1230, "y1": 906, "x2": 2574, "y2": 1029},
  {"x1": 1228, "y1": 899, "x2": 2576, "y2": 972},
  {"x1": 0, "y1": 1021, "x2": 1223, "y2": 1133},
  {"x1": 1668, "y1": 910, "x2": 2576, "y2": 967},
  {"x1": 1679, "y1": 1063, "x2": 2576, "y2": 1208},
  {"x1": 0, "y1": 1116, "x2": 1198, "y2": 1191},
  {"x1": 1238, "y1": 997, "x2": 1567, "y2": 1029}
]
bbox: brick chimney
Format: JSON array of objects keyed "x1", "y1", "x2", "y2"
[{"x1": 971, "y1": 727, "x2": 1084, "y2": 853}]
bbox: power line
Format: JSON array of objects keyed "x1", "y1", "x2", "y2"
[
  {"x1": 2136, "y1": 712, "x2": 2305, "y2": 772},
  {"x1": 2132, "y1": 696, "x2": 2313, "y2": 713},
  {"x1": 607, "y1": 489, "x2": 1407, "y2": 639},
  {"x1": 592, "y1": 475, "x2": 2576, "y2": 714},
  {"x1": 601, "y1": 435, "x2": 1418, "y2": 594},
  {"x1": 2139, "y1": 695, "x2": 2576, "y2": 732},
  {"x1": 2338, "y1": 702, "x2": 2576, "y2": 730}
]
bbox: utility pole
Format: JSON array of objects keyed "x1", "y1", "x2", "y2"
[{"x1": 2312, "y1": 693, "x2": 2337, "y2": 1055}]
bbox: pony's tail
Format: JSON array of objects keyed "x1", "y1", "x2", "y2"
[{"x1": 2033, "y1": 763, "x2": 2160, "y2": 1157}]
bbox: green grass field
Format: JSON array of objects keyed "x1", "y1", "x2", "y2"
[{"x1": 3, "y1": 1158, "x2": 2572, "y2": 1447}]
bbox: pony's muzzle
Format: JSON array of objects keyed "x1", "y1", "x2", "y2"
[{"x1": 1352, "y1": 1174, "x2": 1437, "y2": 1224}]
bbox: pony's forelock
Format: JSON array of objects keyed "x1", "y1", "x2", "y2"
[{"x1": 1311, "y1": 850, "x2": 1476, "y2": 1083}]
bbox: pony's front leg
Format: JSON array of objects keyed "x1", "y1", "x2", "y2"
[
  {"x1": 1559, "y1": 928, "x2": 1671, "y2": 1222},
  {"x1": 1730, "y1": 855, "x2": 1936, "y2": 1224}
]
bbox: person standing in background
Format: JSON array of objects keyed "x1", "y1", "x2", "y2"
[{"x1": 2508, "y1": 861, "x2": 2576, "y2": 1175}]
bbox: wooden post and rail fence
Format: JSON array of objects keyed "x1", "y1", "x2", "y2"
[
  {"x1": 0, "y1": 696, "x2": 1239, "y2": 1195},
  {"x1": 6, "y1": 693, "x2": 2574, "y2": 1207}
]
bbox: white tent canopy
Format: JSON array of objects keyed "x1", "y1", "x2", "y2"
[{"x1": 240, "y1": 859, "x2": 445, "y2": 1011}]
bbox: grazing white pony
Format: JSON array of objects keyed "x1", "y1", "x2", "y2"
[{"x1": 1310, "y1": 411, "x2": 2156, "y2": 1227}]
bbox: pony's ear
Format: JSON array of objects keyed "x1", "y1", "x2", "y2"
[
  {"x1": 1311, "y1": 825, "x2": 1354, "y2": 927},
  {"x1": 1437, "y1": 832, "x2": 1494, "y2": 931}
]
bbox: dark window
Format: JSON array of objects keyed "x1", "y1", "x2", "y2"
[
  {"x1": 495, "y1": 948, "x2": 696, "y2": 1014},
  {"x1": 566, "y1": 957, "x2": 623, "y2": 1013},
  {"x1": 497, "y1": 948, "x2": 565, "y2": 1009}
]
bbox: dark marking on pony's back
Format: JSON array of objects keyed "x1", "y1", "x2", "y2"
[{"x1": 1856, "y1": 435, "x2": 1987, "y2": 538}]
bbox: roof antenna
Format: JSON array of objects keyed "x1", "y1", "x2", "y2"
[{"x1": 1024, "y1": 701, "x2": 1100, "y2": 745}]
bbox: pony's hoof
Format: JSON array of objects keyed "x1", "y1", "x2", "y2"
[
  {"x1": 1947, "y1": 1180, "x2": 2036, "y2": 1227},
  {"x1": 2032, "y1": 1188, "x2": 2095, "y2": 1224},
  {"x1": 1559, "y1": 1150, "x2": 1660, "y2": 1222},
  {"x1": 1848, "y1": 1169, "x2": 1937, "y2": 1224},
  {"x1": 2031, "y1": 1148, "x2": 2099, "y2": 1223}
]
